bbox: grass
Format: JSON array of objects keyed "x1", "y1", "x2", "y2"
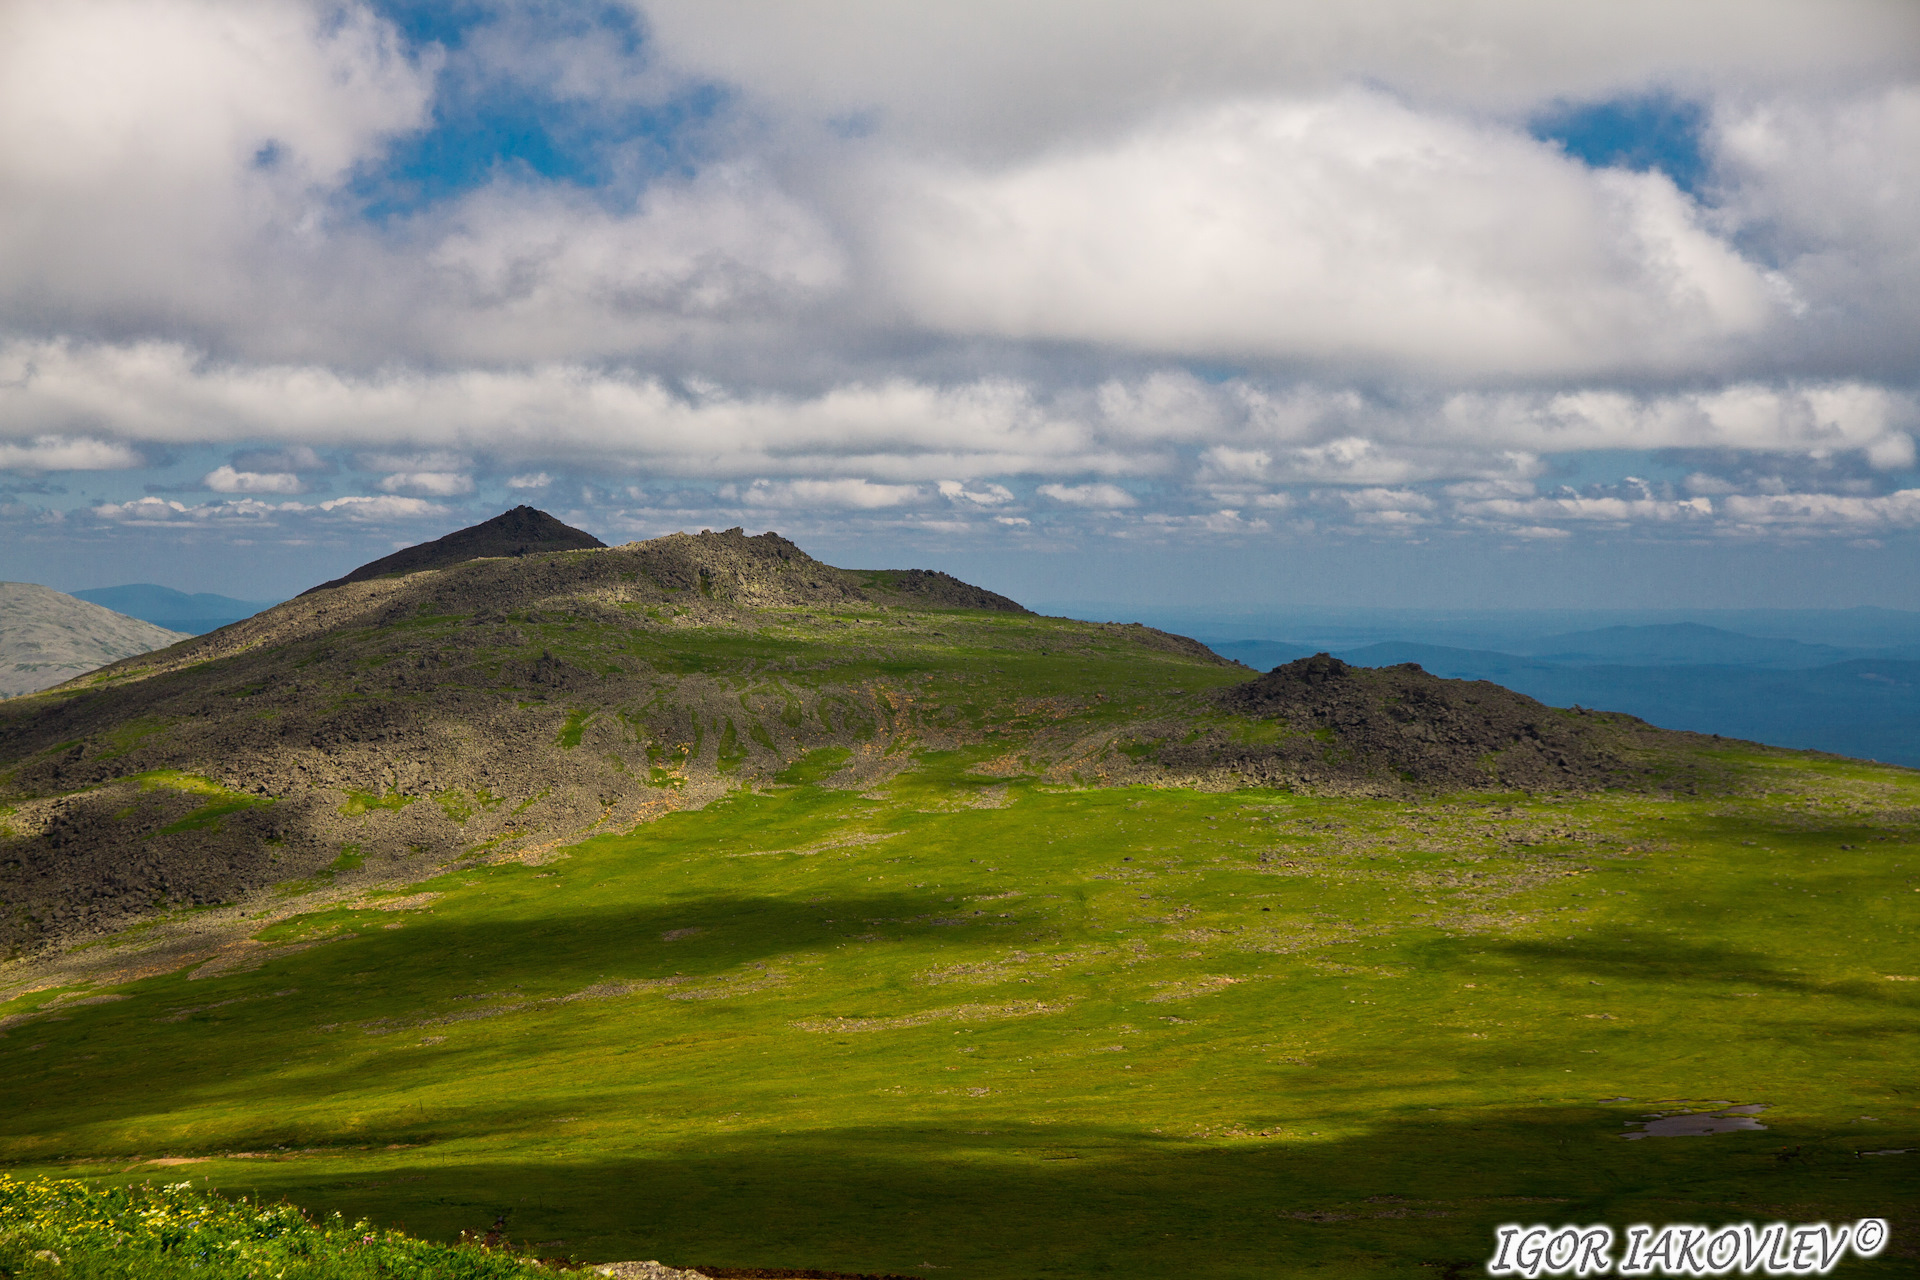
[
  {"x1": 131, "y1": 772, "x2": 272, "y2": 835},
  {"x1": 0, "y1": 1174, "x2": 550, "y2": 1278},
  {"x1": 2, "y1": 746, "x2": 1915, "y2": 1277},
  {"x1": 338, "y1": 791, "x2": 414, "y2": 818}
]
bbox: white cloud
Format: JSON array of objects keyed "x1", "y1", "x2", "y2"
[
  {"x1": 0, "y1": 434, "x2": 142, "y2": 471},
  {"x1": 0, "y1": 0, "x2": 432, "y2": 342},
  {"x1": 1720, "y1": 489, "x2": 1920, "y2": 527},
  {"x1": 89, "y1": 493, "x2": 449, "y2": 524},
  {"x1": 1461, "y1": 495, "x2": 1716, "y2": 524},
  {"x1": 204, "y1": 464, "x2": 304, "y2": 494},
  {"x1": 507, "y1": 472, "x2": 553, "y2": 489},
  {"x1": 377, "y1": 471, "x2": 475, "y2": 496},
  {"x1": 871, "y1": 92, "x2": 1779, "y2": 375},
  {"x1": 1038, "y1": 482, "x2": 1137, "y2": 508},
  {"x1": 92, "y1": 496, "x2": 307, "y2": 524},
  {"x1": 938, "y1": 480, "x2": 1014, "y2": 506},
  {"x1": 634, "y1": 0, "x2": 1920, "y2": 151},
  {"x1": 1710, "y1": 86, "x2": 1920, "y2": 370},
  {"x1": 1138, "y1": 508, "x2": 1271, "y2": 535},
  {"x1": 317, "y1": 495, "x2": 450, "y2": 520},
  {"x1": 728, "y1": 478, "x2": 924, "y2": 509}
]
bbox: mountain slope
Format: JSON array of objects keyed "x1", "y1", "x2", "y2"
[
  {"x1": 0, "y1": 527, "x2": 1212, "y2": 954},
  {"x1": 0, "y1": 583, "x2": 191, "y2": 698},
  {"x1": 0, "y1": 520, "x2": 1759, "y2": 961}
]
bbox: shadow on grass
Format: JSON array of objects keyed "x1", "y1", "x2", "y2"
[
  {"x1": 1452, "y1": 928, "x2": 1914, "y2": 1010},
  {"x1": 99, "y1": 1110, "x2": 1919, "y2": 1280},
  {"x1": 0, "y1": 890, "x2": 1022, "y2": 1131}
]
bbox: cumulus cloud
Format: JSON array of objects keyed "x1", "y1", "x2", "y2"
[
  {"x1": 634, "y1": 0, "x2": 1920, "y2": 151},
  {"x1": 203, "y1": 465, "x2": 305, "y2": 494},
  {"x1": 0, "y1": 0, "x2": 432, "y2": 343},
  {"x1": 317, "y1": 495, "x2": 450, "y2": 520},
  {"x1": 872, "y1": 93, "x2": 1780, "y2": 375},
  {"x1": 1460, "y1": 494, "x2": 1716, "y2": 524},
  {"x1": 1720, "y1": 489, "x2": 1920, "y2": 528},
  {"x1": 1, "y1": 2, "x2": 1917, "y2": 577},
  {"x1": 378, "y1": 471, "x2": 475, "y2": 496},
  {"x1": 90, "y1": 493, "x2": 448, "y2": 524},
  {"x1": 939, "y1": 480, "x2": 1015, "y2": 506},
  {"x1": 4, "y1": 339, "x2": 1914, "y2": 506},
  {"x1": 726, "y1": 478, "x2": 925, "y2": 509}
]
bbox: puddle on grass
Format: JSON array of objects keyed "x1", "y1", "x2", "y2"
[{"x1": 1623, "y1": 1103, "x2": 1768, "y2": 1139}]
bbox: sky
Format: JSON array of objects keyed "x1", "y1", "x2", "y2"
[{"x1": 2, "y1": 0, "x2": 1918, "y2": 609}]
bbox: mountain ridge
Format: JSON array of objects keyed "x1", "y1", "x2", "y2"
[
  {"x1": 298, "y1": 504, "x2": 608, "y2": 596},
  {"x1": 0, "y1": 520, "x2": 1759, "y2": 959}
]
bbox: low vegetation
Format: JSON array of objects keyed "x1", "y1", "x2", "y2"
[
  {"x1": 1, "y1": 747, "x2": 1914, "y2": 1277},
  {"x1": 0, "y1": 1175, "x2": 550, "y2": 1278},
  {"x1": 1, "y1": 529, "x2": 1914, "y2": 1277}
]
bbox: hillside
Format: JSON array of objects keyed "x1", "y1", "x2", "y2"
[
  {"x1": 0, "y1": 520, "x2": 1912, "y2": 1279},
  {"x1": 0, "y1": 524, "x2": 1716, "y2": 959},
  {"x1": 0, "y1": 583, "x2": 190, "y2": 698}
]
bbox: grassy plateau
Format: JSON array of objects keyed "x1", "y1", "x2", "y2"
[{"x1": 1, "y1": 586, "x2": 1916, "y2": 1278}]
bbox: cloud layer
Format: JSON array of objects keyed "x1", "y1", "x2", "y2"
[{"x1": 1, "y1": 0, "x2": 1917, "y2": 588}]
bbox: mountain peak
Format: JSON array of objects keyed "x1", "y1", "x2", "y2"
[{"x1": 301, "y1": 506, "x2": 606, "y2": 596}]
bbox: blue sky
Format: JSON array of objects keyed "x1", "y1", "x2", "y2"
[{"x1": 2, "y1": 0, "x2": 1917, "y2": 606}]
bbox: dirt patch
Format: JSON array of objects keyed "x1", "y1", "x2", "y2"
[{"x1": 1623, "y1": 1104, "x2": 1769, "y2": 1139}]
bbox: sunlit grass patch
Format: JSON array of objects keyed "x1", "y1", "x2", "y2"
[
  {"x1": 6, "y1": 624, "x2": 1920, "y2": 1279},
  {"x1": 0, "y1": 1175, "x2": 551, "y2": 1278}
]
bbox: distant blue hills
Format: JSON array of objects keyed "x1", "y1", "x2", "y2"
[
  {"x1": 70, "y1": 584, "x2": 277, "y2": 635},
  {"x1": 1065, "y1": 608, "x2": 1920, "y2": 769},
  {"x1": 1198, "y1": 628, "x2": 1920, "y2": 768}
]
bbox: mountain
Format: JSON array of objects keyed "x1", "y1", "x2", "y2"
[
  {"x1": 299, "y1": 504, "x2": 606, "y2": 595},
  {"x1": 0, "y1": 518, "x2": 1735, "y2": 958},
  {"x1": 1509, "y1": 621, "x2": 1853, "y2": 668},
  {"x1": 0, "y1": 582, "x2": 191, "y2": 698},
  {"x1": 69, "y1": 584, "x2": 275, "y2": 635}
]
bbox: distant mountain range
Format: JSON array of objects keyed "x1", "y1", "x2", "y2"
[
  {"x1": 70, "y1": 584, "x2": 276, "y2": 635},
  {"x1": 1197, "y1": 621, "x2": 1920, "y2": 767},
  {"x1": 0, "y1": 583, "x2": 191, "y2": 697}
]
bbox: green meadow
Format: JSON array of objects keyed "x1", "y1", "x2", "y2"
[{"x1": 2, "y1": 740, "x2": 1915, "y2": 1277}]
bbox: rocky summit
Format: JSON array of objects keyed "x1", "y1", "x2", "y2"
[{"x1": 299, "y1": 504, "x2": 607, "y2": 595}]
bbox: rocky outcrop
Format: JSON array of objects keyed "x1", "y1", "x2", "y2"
[{"x1": 1183, "y1": 652, "x2": 1662, "y2": 791}]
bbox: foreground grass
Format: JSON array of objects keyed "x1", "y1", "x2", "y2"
[
  {"x1": 2, "y1": 748, "x2": 1916, "y2": 1278},
  {"x1": 0, "y1": 1175, "x2": 548, "y2": 1278}
]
